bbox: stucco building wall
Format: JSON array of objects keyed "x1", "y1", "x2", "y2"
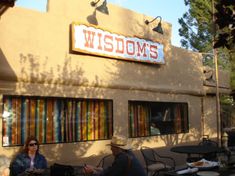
[{"x1": 0, "y1": 0, "x2": 230, "y2": 167}]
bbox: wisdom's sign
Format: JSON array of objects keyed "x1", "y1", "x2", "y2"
[{"x1": 71, "y1": 23, "x2": 165, "y2": 64}]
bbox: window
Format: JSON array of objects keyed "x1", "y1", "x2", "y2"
[
  {"x1": 2, "y1": 96, "x2": 113, "y2": 146},
  {"x1": 129, "y1": 101, "x2": 189, "y2": 137}
]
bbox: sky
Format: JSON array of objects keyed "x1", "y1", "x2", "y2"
[{"x1": 15, "y1": 0, "x2": 188, "y2": 47}]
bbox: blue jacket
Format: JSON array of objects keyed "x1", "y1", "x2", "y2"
[
  {"x1": 10, "y1": 152, "x2": 47, "y2": 176},
  {"x1": 100, "y1": 150, "x2": 146, "y2": 176}
]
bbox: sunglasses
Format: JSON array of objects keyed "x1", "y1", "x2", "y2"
[{"x1": 28, "y1": 143, "x2": 38, "y2": 147}]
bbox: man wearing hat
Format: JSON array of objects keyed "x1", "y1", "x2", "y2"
[{"x1": 84, "y1": 135, "x2": 146, "y2": 176}]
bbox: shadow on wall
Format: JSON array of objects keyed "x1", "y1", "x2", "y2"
[
  {"x1": 0, "y1": 51, "x2": 203, "y2": 166},
  {"x1": 0, "y1": 155, "x2": 11, "y2": 173},
  {"x1": 0, "y1": 2, "x2": 13, "y2": 17},
  {"x1": 0, "y1": 52, "x2": 78, "y2": 162},
  {"x1": 0, "y1": 147, "x2": 23, "y2": 174},
  {"x1": 1, "y1": 52, "x2": 118, "y2": 166},
  {"x1": 0, "y1": 48, "x2": 17, "y2": 82},
  {"x1": 0, "y1": 48, "x2": 17, "y2": 173},
  {"x1": 131, "y1": 127, "x2": 201, "y2": 149},
  {"x1": 17, "y1": 53, "x2": 89, "y2": 96}
]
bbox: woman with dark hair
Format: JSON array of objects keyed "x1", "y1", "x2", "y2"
[{"x1": 10, "y1": 136, "x2": 47, "y2": 176}]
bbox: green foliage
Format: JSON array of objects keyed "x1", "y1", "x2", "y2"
[
  {"x1": 202, "y1": 50, "x2": 231, "y2": 70},
  {"x1": 178, "y1": 0, "x2": 234, "y2": 88},
  {"x1": 214, "y1": 0, "x2": 235, "y2": 50},
  {"x1": 179, "y1": 0, "x2": 234, "y2": 52},
  {"x1": 230, "y1": 51, "x2": 235, "y2": 90},
  {"x1": 220, "y1": 95, "x2": 234, "y2": 105},
  {"x1": 178, "y1": 0, "x2": 235, "y2": 109},
  {"x1": 178, "y1": 0, "x2": 213, "y2": 52}
]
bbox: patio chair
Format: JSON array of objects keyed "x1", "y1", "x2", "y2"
[
  {"x1": 96, "y1": 154, "x2": 114, "y2": 169},
  {"x1": 50, "y1": 163, "x2": 87, "y2": 176},
  {"x1": 140, "y1": 146, "x2": 175, "y2": 176},
  {"x1": 198, "y1": 138, "x2": 218, "y2": 147},
  {"x1": 224, "y1": 129, "x2": 235, "y2": 167},
  {"x1": 224, "y1": 147, "x2": 235, "y2": 167},
  {"x1": 198, "y1": 138, "x2": 218, "y2": 161},
  {"x1": 50, "y1": 163, "x2": 75, "y2": 176},
  {"x1": 228, "y1": 152, "x2": 235, "y2": 167}
]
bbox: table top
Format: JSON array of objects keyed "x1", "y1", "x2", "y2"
[
  {"x1": 165, "y1": 167, "x2": 235, "y2": 176},
  {"x1": 170, "y1": 145, "x2": 224, "y2": 155}
]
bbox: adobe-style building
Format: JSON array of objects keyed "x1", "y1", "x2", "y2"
[{"x1": 0, "y1": 0, "x2": 231, "y2": 170}]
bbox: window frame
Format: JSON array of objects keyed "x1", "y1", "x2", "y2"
[{"x1": 2, "y1": 95, "x2": 113, "y2": 147}]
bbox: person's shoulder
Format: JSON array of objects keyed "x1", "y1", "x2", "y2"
[
  {"x1": 15, "y1": 152, "x2": 27, "y2": 158},
  {"x1": 36, "y1": 153, "x2": 47, "y2": 160},
  {"x1": 116, "y1": 152, "x2": 130, "y2": 161},
  {"x1": 11, "y1": 152, "x2": 27, "y2": 163},
  {"x1": 126, "y1": 150, "x2": 134, "y2": 155}
]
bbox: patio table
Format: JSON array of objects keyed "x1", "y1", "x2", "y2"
[
  {"x1": 170, "y1": 145, "x2": 224, "y2": 158},
  {"x1": 164, "y1": 166, "x2": 235, "y2": 176}
]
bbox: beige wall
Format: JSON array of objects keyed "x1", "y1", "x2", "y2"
[
  {"x1": 202, "y1": 96, "x2": 217, "y2": 138},
  {"x1": 0, "y1": 0, "x2": 230, "y2": 167}
]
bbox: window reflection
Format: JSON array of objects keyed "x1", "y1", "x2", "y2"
[{"x1": 129, "y1": 101, "x2": 189, "y2": 137}]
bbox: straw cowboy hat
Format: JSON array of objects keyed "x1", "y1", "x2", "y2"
[{"x1": 108, "y1": 135, "x2": 132, "y2": 150}]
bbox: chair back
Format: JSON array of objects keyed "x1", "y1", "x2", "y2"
[
  {"x1": 140, "y1": 146, "x2": 156, "y2": 166},
  {"x1": 226, "y1": 131, "x2": 235, "y2": 147},
  {"x1": 96, "y1": 154, "x2": 114, "y2": 169},
  {"x1": 199, "y1": 139, "x2": 218, "y2": 147},
  {"x1": 198, "y1": 139, "x2": 218, "y2": 161},
  {"x1": 50, "y1": 163, "x2": 74, "y2": 176}
]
